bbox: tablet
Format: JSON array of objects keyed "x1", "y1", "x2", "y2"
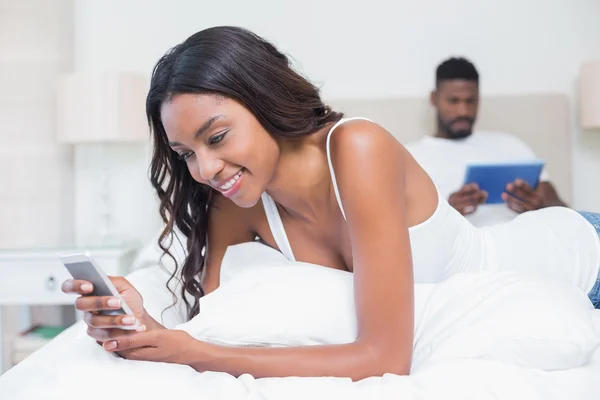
[{"x1": 463, "y1": 160, "x2": 544, "y2": 204}]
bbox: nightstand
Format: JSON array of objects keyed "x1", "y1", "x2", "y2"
[{"x1": 0, "y1": 242, "x2": 140, "y2": 374}]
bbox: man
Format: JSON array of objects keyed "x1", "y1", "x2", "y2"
[{"x1": 406, "y1": 57, "x2": 566, "y2": 227}]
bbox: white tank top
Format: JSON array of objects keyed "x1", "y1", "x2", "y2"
[{"x1": 261, "y1": 118, "x2": 600, "y2": 293}]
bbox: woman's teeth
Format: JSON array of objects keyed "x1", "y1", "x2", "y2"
[{"x1": 219, "y1": 169, "x2": 243, "y2": 191}]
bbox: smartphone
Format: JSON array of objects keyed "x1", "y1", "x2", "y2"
[{"x1": 60, "y1": 252, "x2": 139, "y2": 330}]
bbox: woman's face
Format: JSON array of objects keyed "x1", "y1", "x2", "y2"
[{"x1": 161, "y1": 94, "x2": 281, "y2": 208}]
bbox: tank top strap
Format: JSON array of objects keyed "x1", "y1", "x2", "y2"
[
  {"x1": 260, "y1": 192, "x2": 296, "y2": 261},
  {"x1": 259, "y1": 116, "x2": 371, "y2": 260},
  {"x1": 326, "y1": 117, "x2": 373, "y2": 221}
]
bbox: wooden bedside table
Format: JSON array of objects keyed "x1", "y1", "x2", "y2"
[{"x1": 0, "y1": 242, "x2": 140, "y2": 374}]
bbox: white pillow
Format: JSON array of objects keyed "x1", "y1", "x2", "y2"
[
  {"x1": 411, "y1": 271, "x2": 600, "y2": 371},
  {"x1": 177, "y1": 242, "x2": 360, "y2": 347},
  {"x1": 176, "y1": 242, "x2": 600, "y2": 371}
]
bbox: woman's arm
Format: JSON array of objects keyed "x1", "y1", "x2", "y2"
[
  {"x1": 189, "y1": 121, "x2": 414, "y2": 379},
  {"x1": 115, "y1": 121, "x2": 415, "y2": 380},
  {"x1": 200, "y1": 193, "x2": 257, "y2": 294}
]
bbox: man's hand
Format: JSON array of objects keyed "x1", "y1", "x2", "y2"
[
  {"x1": 448, "y1": 183, "x2": 488, "y2": 215},
  {"x1": 501, "y1": 179, "x2": 544, "y2": 213}
]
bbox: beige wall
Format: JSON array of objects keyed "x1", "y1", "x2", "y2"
[
  {"x1": 0, "y1": 0, "x2": 75, "y2": 370},
  {"x1": 0, "y1": 0, "x2": 74, "y2": 248}
]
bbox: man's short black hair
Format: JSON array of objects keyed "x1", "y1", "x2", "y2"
[{"x1": 436, "y1": 57, "x2": 479, "y2": 88}]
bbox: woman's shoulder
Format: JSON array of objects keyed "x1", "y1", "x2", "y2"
[{"x1": 326, "y1": 118, "x2": 406, "y2": 166}]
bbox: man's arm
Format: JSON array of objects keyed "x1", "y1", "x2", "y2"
[
  {"x1": 497, "y1": 133, "x2": 567, "y2": 209},
  {"x1": 536, "y1": 181, "x2": 567, "y2": 208},
  {"x1": 503, "y1": 180, "x2": 567, "y2": 213}
]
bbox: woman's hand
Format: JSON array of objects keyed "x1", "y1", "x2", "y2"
[
  {"x1": 61, "y1": 276, "x2": 164, "y2": 347},
  {"x1": 102, "y1": 329, "x2": 205, "y2": 366}
]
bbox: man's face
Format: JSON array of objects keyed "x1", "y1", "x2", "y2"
[{"x1": 432, "y1": 80, "x2": 479, "y2": 139}]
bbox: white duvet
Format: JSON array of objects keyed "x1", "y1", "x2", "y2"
[{"x1": 1, "y1": 242, "x2": 599, "y2": 400}]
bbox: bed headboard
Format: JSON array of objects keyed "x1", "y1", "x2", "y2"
[{"x1": 329, "y1": 94, "x2": 573, "y2": 204}]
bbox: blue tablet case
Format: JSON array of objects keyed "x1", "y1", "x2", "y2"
[{"x1": 463, "y1": 160, "x2": 544, "y2": 204}]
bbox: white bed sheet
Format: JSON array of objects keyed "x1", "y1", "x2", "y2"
[
  {"x1": 1, "y1": 245, "x2": 599, "y2": 400},
  {"x1": 1, "y1": 321, "x2": 598, "y2": 400}
]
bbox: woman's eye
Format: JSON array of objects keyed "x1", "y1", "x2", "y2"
[
  {"x1": 209, "y1": 131, "x2": 227, "y2": 145},
  {"x1": 177, "y1": 152, "x2": 193, "y2": 161}
]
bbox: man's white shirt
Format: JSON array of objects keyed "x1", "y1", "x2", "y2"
[{"x1": 405, "y1": 131, "x2": 549, "y2": 227}]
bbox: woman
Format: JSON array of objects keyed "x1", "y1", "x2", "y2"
[{"x1": 61, "y1": 26, "x2": 600, "y2": 381}]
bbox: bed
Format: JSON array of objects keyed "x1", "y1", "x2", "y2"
[{"x1": 1, "y1": 94, "x2": 598, "y2": 400}]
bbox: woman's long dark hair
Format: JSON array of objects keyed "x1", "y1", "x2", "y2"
[{"x1": 146, "y1": 26, "x2": 343, "y2": 320}]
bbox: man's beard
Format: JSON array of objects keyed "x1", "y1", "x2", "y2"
[{"x1": 439, "y1": 116, "x2": 475, "y2": 139}]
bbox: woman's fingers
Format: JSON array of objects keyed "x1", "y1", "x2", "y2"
[
  {"x1": 87, "y1": 326, "x2": 139, "y2": 342},
  {"x1": 61, "y1": 279, "x2": 94, "y2": 295},
  {"x1": 75, "y1": 295, "x2": 123, "y2": 312},
  {"x1": 83, "y1": 312, "x2": 139, "y2": 329}
]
